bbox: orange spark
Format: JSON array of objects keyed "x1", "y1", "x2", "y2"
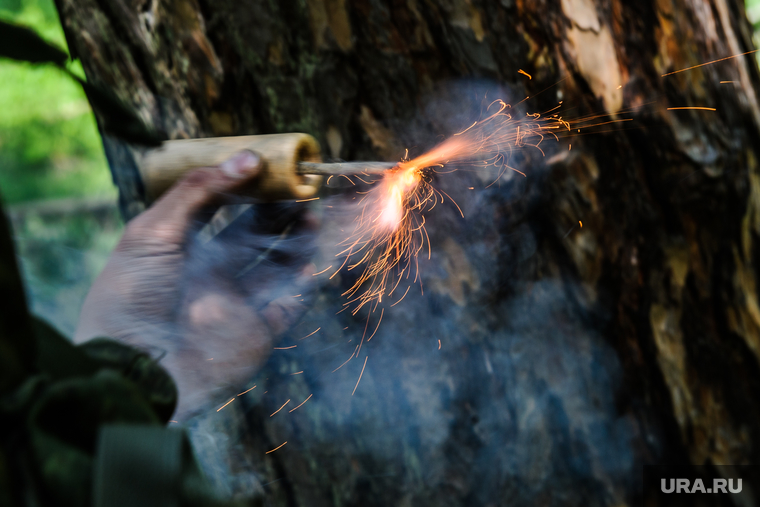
[
  {"x1": 366, "y1": 308, "x2": 384, "y2": 341},
  {"x1": 661, "y1": 49, "x2": 759, "y2": 77},
  {"x1": 667, "y1": 107, "x2": 716, "y2": 111},
  {"x1": 313, "y1": 265, "x2": 334, "y2": 276},
  {"x1": 352, "y1": 356, "x2": 368, "y2": 395},
  {"x1": 295, "y1": 197, "x2": 320, "y2": 202},
  {"x1": 266, "y1": 441, "x2": 287, "y2": 454},
  {"x1": 334, "y1": 343, "x2": 360, "y2": 372},
  {"x1": 518, "y1": 69, "x2": 532, "y2": 80},
  {"x1": 289, "y1": 394, "x2": 313, "y2": 412},
  {"x1": 438, "y1": 339, "x2": 441, "y2": 350},
  {"x1": 332, "y1": 352, "x2": 355, "y2": 372},
  {"x1": 270, "y1": 399, "x2": 291, "y2": 417},
  {"x1": 274, "y1": 345, "x2": 297, "y2": 350},
  {"x1": 290, "y1": 371, "x2": 303, "y2": 375},
  {"x1": 579, "y1": 220, "x2": 583, "y2": 228},
  {"x1": 300, "y1": 327, "x2": 321, "y2": 340},
  {"x1": 217, "y1": 397, "x2": 235, "y2": 412},
  {"x1": 238, "y1": 385, "x2": 256, "y2": 396}
]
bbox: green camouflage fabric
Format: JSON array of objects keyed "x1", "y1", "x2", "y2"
[{"x1": 0, "y1": 204, "x2": 261, "y2": 507}]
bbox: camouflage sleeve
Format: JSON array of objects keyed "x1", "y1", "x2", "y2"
[
  {"x1": 2, "y1": 312, "x2": 261, "y2": 507},
  {"x1": 0, "y1": 210, "x2": 259, "y2": 506}
]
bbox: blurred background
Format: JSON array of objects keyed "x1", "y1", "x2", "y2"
[{"x1": 0, "y1": 0, "x2": 121, "y2": 337}]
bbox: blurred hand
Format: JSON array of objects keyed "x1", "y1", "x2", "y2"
[{"x1": 75, "y1": 151, "x2": 314, "y2": 420}]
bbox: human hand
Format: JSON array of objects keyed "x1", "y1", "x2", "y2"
[{"x1": 75, "y1": 151, "x2": 315, "y2": 420}]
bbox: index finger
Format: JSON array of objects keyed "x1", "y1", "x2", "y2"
[{"x1": 127, "y1": 151, "x2": 263, "y2": 247}]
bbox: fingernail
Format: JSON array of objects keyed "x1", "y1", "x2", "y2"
[{"x1": 219, "y1": 150, "x2": 261, "y2": 178}]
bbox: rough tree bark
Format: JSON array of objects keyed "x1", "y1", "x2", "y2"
[{"x1": 54, "y1": 0, "x2": 760, "y2": 505}]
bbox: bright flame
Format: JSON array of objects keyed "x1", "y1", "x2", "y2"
[{"x1": 379, "y1": 165, "x2": 421, "y2": 229}]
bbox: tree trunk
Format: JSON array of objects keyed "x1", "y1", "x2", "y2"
[{"x1": 55, "y1": 0, "x2": 760, "y2": 505}]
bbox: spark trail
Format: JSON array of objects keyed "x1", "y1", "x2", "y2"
[{"x1": 333, "y1": 99, "x2": 627, "y2": 317}]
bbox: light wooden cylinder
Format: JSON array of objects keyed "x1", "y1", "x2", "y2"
[{"x1": 137, "y1": 133, "x2": 323, "y2": 202}]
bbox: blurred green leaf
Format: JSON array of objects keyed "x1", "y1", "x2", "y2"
[
  {"x1": 0, "y1": 18, "x2": 67, "y2": 66},
  {"x1": 0, "y1": 15, "x2": 162, "y2": 153}
]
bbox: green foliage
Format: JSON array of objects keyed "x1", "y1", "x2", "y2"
[
  {"x1": 0, "y1": 0, "x2": 114, "y2": 204},
  {"x1": 747, "y1": 0, "x2": 760, "y2": 34}
]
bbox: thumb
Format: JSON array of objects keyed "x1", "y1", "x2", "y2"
[{"x1": 128, "y1": 150, "x2": 263, "y2": 246}]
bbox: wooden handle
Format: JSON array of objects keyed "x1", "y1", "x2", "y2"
[{"x1": 136, "y1": 133, "x2": 323, "y2": 202}]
